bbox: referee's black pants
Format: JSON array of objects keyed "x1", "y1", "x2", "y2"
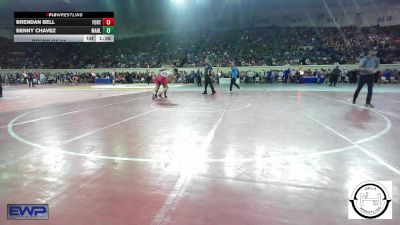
[
  {"x1": 197, "y1": 78, "x2": 202, "y2": 87},
  {"x1": 230, "y1": 78, "x2": 240, "y2": 91},
  {"x1": 0, "y1": 82, "x2": 2, "y2": 97},
  {"x1": 330, "y1": 75, "x2": 338, "y2": 87},
  {"x1": 204, "y1": 76, "x2": 215, "y2": 93},
  {"x1": 353, "y1": 75, "x2": 374, "y2": 104}
]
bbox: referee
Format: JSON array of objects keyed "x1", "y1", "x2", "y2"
[
  {"x1": 202, "y1": 58, "x2": 216, "y2": 95},
  {"x1": 353, "y1": 47, "x2": 380, "y2": 108}
]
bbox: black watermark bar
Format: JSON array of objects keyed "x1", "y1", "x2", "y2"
[
  {"x1": 14, "y1": 12, "x2": 114, "y2": 18},
  {"x1": 14, "y1": 34, "x2": 114, "y2": 42}
]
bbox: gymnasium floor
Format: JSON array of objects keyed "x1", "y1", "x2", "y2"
[{"x1": 0, "y1": 83, "x2": 399, "y2": 225}]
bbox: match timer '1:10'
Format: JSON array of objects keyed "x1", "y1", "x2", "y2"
[{"x1": 14, "y1": 12, "x2": 115, "y2": 42}]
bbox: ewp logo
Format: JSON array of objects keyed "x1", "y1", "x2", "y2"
[{"x1": 7, "y1": 204, "x2": 49, "y2": 220}]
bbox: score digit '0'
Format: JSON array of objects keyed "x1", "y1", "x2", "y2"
[{"x1": 102, "y1": 18, "x2": 114, "y2": 26}]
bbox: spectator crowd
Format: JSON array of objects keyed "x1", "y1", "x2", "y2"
[
  {"x1": 0, "y1": 25, "x2": 400, "y2": 69},
  {"x1": 1, "y1": 67, "x2": 399, "y2": 86}
]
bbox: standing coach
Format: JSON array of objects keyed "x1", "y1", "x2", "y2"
[{"x1": 229, "y1": 63, "x2": 241, "y2": 92}]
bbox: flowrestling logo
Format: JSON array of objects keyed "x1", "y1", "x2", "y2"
[{"x1": 348, "y1": 181, "x2": 392, "y2": 219}]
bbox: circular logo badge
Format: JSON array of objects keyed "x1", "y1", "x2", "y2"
[{"x1": 349, "y1": 181, "x2": 391, "y2": 219}]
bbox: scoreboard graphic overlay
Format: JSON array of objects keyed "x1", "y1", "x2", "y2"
[{"x1": 14, "y1": 12, "x2": 114, "y2": 42}]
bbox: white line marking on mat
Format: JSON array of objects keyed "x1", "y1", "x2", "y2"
[
  {"x1": 344, "y1": 97, "x2": 400, "y2": 118},
  {"x1": 150, "y1": 99, "x2": 251, "y2": 113},
  {"x1": 302, "y1": 111, "x2": 400, "y2": 175},
  {"x1": 0, "y1": 96, "x2": 147, "y2": 129},
  {"x1": 6, "y1": 93, "x2": 392, "y2": 165},
  {"x1": 151, "y1": 107, "x2": 228, "y2": 225},
  {"x1": 62, "y1": 109, "x2": 157, "y2": 144},
  {"x1": 306, "y1": 93, "x2": 400, "y2": 118}
]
